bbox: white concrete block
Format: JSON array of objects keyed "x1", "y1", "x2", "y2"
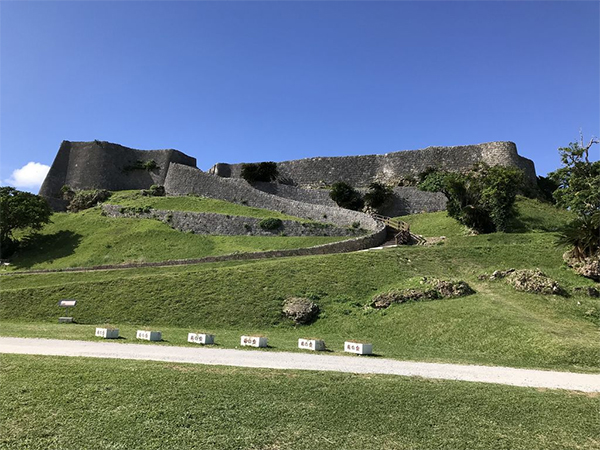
[
  {"x1": 136, "y1": 330, "x2": 162, "y2": 341},
  {"x1": 240, "y1": 335, "x2": 267, "y2": 348},
  {"x1": 95, "y1": 327, "x2": 119, "y2": 339},
  {"x1": 298, "y1": 338, "x2": 325, "y2": 351},
  {"x1": 344, "y1": 341, "x2": 373, "y2": 355},
  {"x1": 187, "y1": 333, "x2": 215, "y2": 345}
]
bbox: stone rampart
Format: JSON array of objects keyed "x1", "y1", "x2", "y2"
[
  {"x1": 251, "y1": 182, "x2": 337, "y2": 207},
  {"x1": 39, "y1": 140, "x2": 197, "y2": 199},
  {"x1": 102, "y1": 205, "x2": 365, "y2": 238},
  {"x1": 210, "y1": 141, "x2": 536, "y2": 187},
  {"x1": 379, "y1": 187, "x2": 448, "y2": 217},
  {"x1": 164, "y1": 164, "x2": 383, "y2": 233}
]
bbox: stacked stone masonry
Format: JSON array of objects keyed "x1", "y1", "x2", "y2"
[
  {"x1": 209, "y1": 141, "x2": 536, "y2": 187},
  {"x1": 102, "y1": 205, "x2": 366, "y2": 238}
]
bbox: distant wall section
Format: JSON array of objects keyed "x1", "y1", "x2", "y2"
[
  {"x1": 210, "y1": 141, "x2": 536, "y2": 187},
  {"x1": 39, "y1": 141, "x2": 197, "y2": 199}
]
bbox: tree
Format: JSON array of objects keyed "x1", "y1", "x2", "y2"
[
  {"x1": 430, "y1": 164, "x2": 524, "y2": 233},
  {"x1": 364, "y1": 182, "x2": 393, "y2": 210},
  {"x1": 0, "y1": 187, "x2": 52, "y2": 258},
  {"x1": 329, "y1": 182, "x2": 364, "y2": 211},
  {"x1": 240, "y1": 162, "x2": 279, "y2": 183},
  {"x1": 548, "y1": 134, "x2": 599, "y2": 216}
]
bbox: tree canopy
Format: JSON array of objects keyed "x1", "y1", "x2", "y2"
[{"x1": 0, "y1": 187, "x2": 52, "y2": 258}]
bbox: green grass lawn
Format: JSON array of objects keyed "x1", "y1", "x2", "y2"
[
  {"x1": 1, "y1": 354, "x2": 598, "y2": 450},
  {"x1": 1, "y1": 197, "x2": 598, "y2": 372},
  {"x1": 107, "y1": 190, "x2": 308, "y2": 221},
  {"x1": 5, "y1": 207, "x2": 346, "y2": 271}
]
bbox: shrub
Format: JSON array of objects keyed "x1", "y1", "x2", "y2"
[
  {"x1": 329, "y1": 182, "x2": 364, "y2": 211},
  {"x1": 142, "y1": 185, "x2": 165, "y2": 197},
  {"x1": 67, "y1": 189, "x2": 111, "y2": 213},
  {"x1": 240, "y1": 162, "x2": 278, "y2": 183},
  {"x1": 555, "y1": 212, "x2": 600, "y2": 260},
  {"x1": 258, "y1": 218, "x2": 283, "y2": 230},
  {"x1": 364, "y1": 182, "x2": 393, "y2": 209},
  {"x1": 123, "y1": 160, "x2": 160, "y2": 173}
]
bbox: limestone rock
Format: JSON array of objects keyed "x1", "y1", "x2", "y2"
[
  {"x1": 282, "y1": 297, "x2": 319, "y2": 325},
  {"x1": 506, "y1": 269, "x2": 565, "y2": 296},
  {"x1": 563, "y1": 251, "x2": 600, "y2": 282}
]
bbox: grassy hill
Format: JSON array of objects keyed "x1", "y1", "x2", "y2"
[
  {"x1": 2, "y1": 197, "x2": 598, "y2": 372},
  {"x1": 5, "y1": 193, "x2": 347, "y2": 271}
]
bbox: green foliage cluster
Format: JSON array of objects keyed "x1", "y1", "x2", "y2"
[
  {"x1": 363, "y1": 182, "x2": 393, "y2": 209},
  {"x1": 123, "y1": 159, "x2": 160, "y2": 173},
  {"x1": 548, "y1": 139, "x2": 599, "y2": 216},
  {"x1": 0, "y1": 187, "x2": 52, "y2": 258},
  {"x1": 240, "y1": 162, "x2": 278, "y2": 183},
  {"x1": 329, "y1": 182, "x2": 364, "y2": 211},
  {"x1": 418, "y1": 164, "x2": 524, "y2": 233},
  {"x1": 67, "y1": 189, "x2": 111, "y2": 213},
  {"x1": 119, "y1": 206, "x2": 153, "y2": 215},
  {"x1": 418, "y1": 167, "x2": 449, "y2": 193},
  {"x1": 141, "y1": 185, "x2": 165, "y2": 197},
  {"x1": 258, "y1": 218, "x2": 283, "y2": 230},
  {"x1": 549, "y1": 137, "x2": 600, "y2": 261}
]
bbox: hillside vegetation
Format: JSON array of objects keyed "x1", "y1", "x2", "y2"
[
  {"x1": 1, "y1": 197, "x2": 598, "y2": 372},
  {"x1": 5, "y1": 204, "x2": 345, "y2": 271}
]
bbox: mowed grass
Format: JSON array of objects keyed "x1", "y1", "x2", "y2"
[
  {"x1": 1, "y1": 197, "x2": 598, "y2": 371},
  {"x1": 5, "y1": 207, "x2": 346, "y2": 271},
  {"x1": 107, "y1": 190, "x2": 307, "y2": 221},
  {"x1": 1, "y1": 354, "x2": 598, "y2": 450}
]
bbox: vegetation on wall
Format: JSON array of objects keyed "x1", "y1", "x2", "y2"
[
  {"x1": 329, "y1": 181, "x2": 364, "y2": 211},
  {"x1": 240, "y1": 162, "x2": 279, "y2": 183},
  {"x1": 63, "y1": 188, "x2": 111, "y2": 213},
  {"x1": 0, "y1": 187, "x2": 52, "y2": 258},
  {"x1": 363, "y1": 182, "x2": 393, "y2": 210}
]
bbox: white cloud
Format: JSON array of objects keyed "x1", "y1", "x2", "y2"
[{"x1": 5, "y1": 162, "x2": 51, "y2": 191}]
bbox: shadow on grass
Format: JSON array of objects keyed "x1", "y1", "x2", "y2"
[{"x1": 11, "y1": 231, "x2": 83, "y2": 269}]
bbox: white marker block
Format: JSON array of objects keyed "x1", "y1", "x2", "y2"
[
  {"x1": 187, "y1": 333, "x2": 215, "y2": 345},
  {"x1": 95, "y1": 327, "x2": 119, "y2": 339},
  {"x1": 240, "y1": 335, "x2": 267, "y2": 348},
  {"x1": 344, "y1": 341, "x2": 373, "y2": 355},
  {"x1": 136, "y1": 330, "x2": 162, "y2": 341},
  {"x1": 298, "y1": 338, "x2": 325, "y2": 351}
]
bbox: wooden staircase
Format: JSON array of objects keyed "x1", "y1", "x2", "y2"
[{"x1": 371, "y1": 214, "x2": 413, "y2": 245}]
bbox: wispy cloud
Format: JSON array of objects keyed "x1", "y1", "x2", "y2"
[{"x1": 5, "y1": 162, "x2": 50, "y2": 192}]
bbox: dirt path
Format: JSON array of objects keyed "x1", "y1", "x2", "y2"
[{"x1": 2, "y1": 337, "x2": 599, "y2": 392}]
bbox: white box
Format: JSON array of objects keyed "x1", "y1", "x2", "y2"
[
  {"x1": 187, "y1": 333, "x2": 215, "y2": 345},
  {"x1": 344, "y1": 341, "x2": 373, "y2": 355},
  {"x1": 298, "y1": 338, "x2": 325, "y2": 351},
  {"x1": 136, "y1": 330, "x2": 162, "y2": 341},
  {"x1": 95, "y1": 327, "x2": 119, "y2": 339},
  {"x1": 240, "y1": 335, "x2": 267, "y2": 348}
]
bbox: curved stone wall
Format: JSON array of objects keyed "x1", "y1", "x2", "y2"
[
  {"x1": 102, "y1": 205, "x2": 365, "y2": 238},
  {"x1": 39, "y1": 141, "x2": 197, "y2": 199},
  {"x1": 164, "y1": 164, "x2": 384, "y2": 233},
  {"x1": 210, "y1": 141, "x2": 536, "y2": 187}
]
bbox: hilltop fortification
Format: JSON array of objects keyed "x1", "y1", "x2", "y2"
[
  {"x1": 39, "y1": 140, "x2": 197, "y2": 201},
  {"x1": 209, "y1": 141, "x2": 536, "y2": 187}
]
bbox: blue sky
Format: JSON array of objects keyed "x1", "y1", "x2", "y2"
[{"x1": 1, "y1": 1, "x2": 598, "y2": 192}]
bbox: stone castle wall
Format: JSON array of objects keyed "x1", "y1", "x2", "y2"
[
  {"x1": 209, "y1": 141, "x2": 536, "y2": 187},
  {"x1": 39, "y1": 141, "x2": 197, "y2": 199},
  {"x1": 102, "y1": 205, "x2": 365, "y2": 238},
  {"x1": 164, "y1": 164, "x2": 384, "y2": 233}
]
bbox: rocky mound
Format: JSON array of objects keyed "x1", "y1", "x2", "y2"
[
  {"x1": 481, "y1": 268, "x2": 566, "y2": 296},
  {"x1": 563, "y1": 251, "x2": 600, "y2": 282},
  {"x1": 282, "y1": 297, "x2": 319, "y2": 324},
  {"x1": 371, "y1": 279, "x2": 474, "y2": 309}
]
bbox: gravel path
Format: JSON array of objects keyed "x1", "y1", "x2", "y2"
[{"x1": 2, "y1": 337, "x2": 599, "y2": 392}]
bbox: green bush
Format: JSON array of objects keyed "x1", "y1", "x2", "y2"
[
  {"x1": 329, "y1": 182, "x2": 364, "y2": 211},
  {"x1": 142, "y1": 185, "x2": 165, "y2": 197},
  {"x1": 67, "y1": 189, "x2": 112, "y2": 213},
  {"x1": 240, "y1": 162, "x2": 278, "y2": 183},
  {"x1": 418, "y1": 168, "x2": 449, "y2": 193},
  {"x1": 364, "y1": 182, "x2": 393, "y2": 209},
  {"x1": 258, "y1": 218, "x2": 283, "y2": 230},
  {"x1": 556, "y1": 212, "x2": 600, "y2": 260}
]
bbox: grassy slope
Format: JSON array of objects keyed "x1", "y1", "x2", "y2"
[
  {"x1": 1, "y1": 198, "x2": 598, "y2": 371},
  {"x1": 6, "y1": 207, "x2": 345, "y2": 271},
  {"x1": 107, "y1": 190, "x2": 307, "y2": 221},
  {"x1": 1, "y1": 354, "x2": 598, "y2": 450}
]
